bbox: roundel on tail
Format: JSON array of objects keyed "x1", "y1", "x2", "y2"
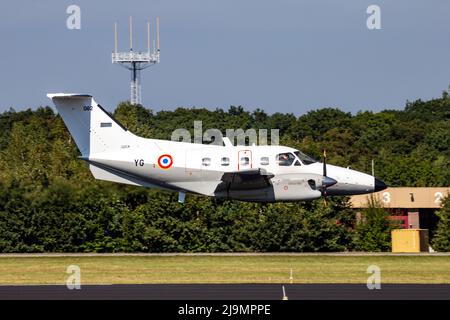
[{"x1": 157, "y1": 154, "x2": 173, "y2": 169}]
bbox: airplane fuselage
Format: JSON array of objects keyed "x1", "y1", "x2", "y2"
[
  {"x1": 48, "y1": 93, "x2": 387, "y2": 203},
  {"x1": 86, "y1": 137, "x2": 384, "y2": 202}
]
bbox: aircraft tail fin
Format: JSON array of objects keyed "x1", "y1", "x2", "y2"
[{"x1": 47, "y1": 93, "x2": 136, "y2": 156}]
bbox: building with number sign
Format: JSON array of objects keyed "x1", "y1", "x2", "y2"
[{"x1": 350, "y1": 188, "x2": 449, "y2": 235}]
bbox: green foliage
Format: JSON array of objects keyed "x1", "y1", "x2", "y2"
[
  {"x1": 432, "y1": 196, "x2": 450, "y2": 252},
  {"x1": 354, "y1": 196, "x2": 393, "y2": 252},
  {"x1": 0, "y1": 91, "x2": 449, "y2": 253},
  {"x1": 114, "y1": 102, "x2": 154, "y2": 138}
]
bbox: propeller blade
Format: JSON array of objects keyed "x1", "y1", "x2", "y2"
[{"x1": 321, "y1": 149, "x2": 334, "y2": 204}]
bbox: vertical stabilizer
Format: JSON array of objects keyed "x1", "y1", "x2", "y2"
[{"x1": 47, "y1": 93, "x2": 135, "y2": 156}]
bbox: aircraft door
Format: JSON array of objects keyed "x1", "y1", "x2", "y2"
[{"x1": 238, "y1": 150, "x2": 252, "y2": 171}]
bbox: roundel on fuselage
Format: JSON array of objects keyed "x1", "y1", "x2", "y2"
[{"x1": 157, "y1": 154, "x2": 173, "y2": 169}]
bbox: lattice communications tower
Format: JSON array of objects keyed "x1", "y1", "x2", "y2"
[{"x1": 112, "y1": 16, "x2": 160, "y2": 105}]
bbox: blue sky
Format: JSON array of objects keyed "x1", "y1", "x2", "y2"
[{"x1": 0, "y1": 0, "x2": 449, "y2": 115}]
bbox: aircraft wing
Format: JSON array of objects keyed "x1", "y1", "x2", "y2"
[{"x1": 217, "y1": 168, "x2": 274, "y2": 191}]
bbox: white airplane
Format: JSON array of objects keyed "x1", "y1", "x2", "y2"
[{"x1": 47, "y1": 93, "x2": 387, "y2": 203}]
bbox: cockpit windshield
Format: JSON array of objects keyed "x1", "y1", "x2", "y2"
[
  {"x1": 276, "y1": 153, "x2": 296, "y2": 166},
  {"x1": 294, "y1": 151, "x2": 317, "y2": 165}
]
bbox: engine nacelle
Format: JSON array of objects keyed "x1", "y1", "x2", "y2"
[{"x1": 271, "y1": 173, "x2": 323, "y2": 201}]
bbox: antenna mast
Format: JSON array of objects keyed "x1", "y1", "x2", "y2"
[{"x1": 112, "y1": 17, "x2": 161, "y2": 105}]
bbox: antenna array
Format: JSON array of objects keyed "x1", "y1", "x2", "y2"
[{"x1": 112, "y1": 17, "x2": 160, "y2": 105}]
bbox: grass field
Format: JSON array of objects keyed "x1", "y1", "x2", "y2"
[{"x1": 0, "y1": 254, "x2": 449, "y2": 285}]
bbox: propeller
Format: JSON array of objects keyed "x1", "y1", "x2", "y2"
[{"x1": 320, "y1": 149, "x2": 337, "y2": 203}]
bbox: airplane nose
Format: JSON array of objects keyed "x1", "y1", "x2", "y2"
[{"x1": 374, "y1": 178, "x2": 387, "y2": 192}]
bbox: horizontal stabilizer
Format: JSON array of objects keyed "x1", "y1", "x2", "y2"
[{"x1": 89, "y1": 164, "x2": 159, "y2": 188}]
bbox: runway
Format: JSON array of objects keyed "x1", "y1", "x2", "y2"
[
  {"x1": 0, "y1": 284, "x2": 449, "y2": 300},
  {"x1": 2, "y1": 252, "x2": 450, "y2": 257}
]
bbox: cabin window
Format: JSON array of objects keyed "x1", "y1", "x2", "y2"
[
  {"x1": 240, "y1": 157, "x2": 250, "y2": 166},
  {"x1": 202, "y1": 157, "x2": 211, "y2": 166},
  {"x1": 294, "y1": 160, "x2": 301, "y2": 166},
  {"x1": 221, "y1": 157, "x2": 230, "y2": 166},
  {"x1": 260, "y1": 157, "x2": 269, "y2": 166},
  {"x1": 100, "y1": 122, "x2": 112, "y2": 127},
  {"x1": 276, "y1": 153, "x2": 296, "y2": 166}
]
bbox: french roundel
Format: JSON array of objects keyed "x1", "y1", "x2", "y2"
[{"x1": 158, "y1": 154, "x2": 173, "y2": 169}]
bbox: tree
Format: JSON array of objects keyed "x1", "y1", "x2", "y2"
[
  {"x1": 354, "y1": 196, "x2": 393, "y2": 252},
  {"x1": 114, "y1": 102, "x2": 154, "y2": 138},
  {"x1": 0, "y1": 89, "x2": 450, "y2": 253},
  {"x1": 431, "y1": 196, "x2": 450, "y2": 252}
]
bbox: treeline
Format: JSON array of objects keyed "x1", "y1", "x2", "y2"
[{"x1": 0, "y1": 91, "x2": 449, "y2": 252}]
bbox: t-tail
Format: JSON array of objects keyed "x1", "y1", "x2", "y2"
[
  {"x1": 47, "y1": 93, "x2": 153, "y2": 187},
  {"x1": 47, "y1": 93, "x2": 137, "y2": 157}
]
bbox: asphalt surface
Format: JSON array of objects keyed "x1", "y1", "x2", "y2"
[
  {"x1": 2, "y1": 252, "x2": 450, "y2": 257},
  {"x1": 0, "y1": 284, "x2": 449, "y2": 300}
]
